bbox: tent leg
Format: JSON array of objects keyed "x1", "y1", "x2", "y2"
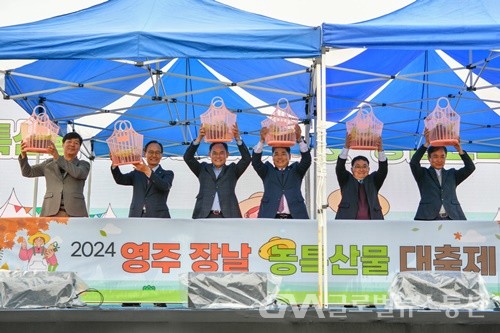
[
  {"x1": 315, "y1": 55, "x2": 328, "y2": 308},
  {"x1": 86, "y1": 142, "x2": 94, "y2": 217}
]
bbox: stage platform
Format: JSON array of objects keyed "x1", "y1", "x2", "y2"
[{"x1": 1, "y1": 305, "x2": 499, "y2": 333}]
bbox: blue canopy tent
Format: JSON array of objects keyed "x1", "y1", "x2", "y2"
[
  {"x1": 3, "y1": 57, "x2": 314, "y2": 156},
  {"x1": 0, "y1": 0, "x2": 321, "y2": 156},
  {"x1": 322, "y1": 0, "x2": 500, "y2": 152},
  {"x1": 0, "y1": 0, "x2": 324, "y2": 239}
]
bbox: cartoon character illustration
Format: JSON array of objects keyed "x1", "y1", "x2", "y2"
[
  {"x1": 258, "y1": 237, "x2": 296, "y2": 260},
  {"x1": 327, "y1": 189, "x2": 390, "y2": 216},
  {"x1": 0, "y1": 249, "x2": 7, "y2": 270},
  {"x1": 18, "y1": 231, "x2": 58, "y2": 271},
  {"x1": 241, "y1": 190, "x2": 390, "y2": 218},
  {"x1": 239, "y1": 192, "x2": 264, "y2": 218}
]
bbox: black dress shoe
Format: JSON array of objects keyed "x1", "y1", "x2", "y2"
[
  {"x1": 122, "y1": 303, "x2": 141, "y2": 307},
  {"x1": 154, "y1": 303, "x2": 167, "y2": 307}
]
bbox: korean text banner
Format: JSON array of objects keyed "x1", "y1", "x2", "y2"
[{"x1": 1, "y1": 218, "x2": 498, "y2": 304}]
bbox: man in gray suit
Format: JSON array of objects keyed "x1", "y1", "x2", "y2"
[
  {"x1": 111, "y1": 140, "x2": 174, "y2": 218},
  {"x1": 410, "y1": 128, "x2": 475, "y2": 220},
  {"x1": 252, "y1": 125, "x2": 311, "y2": 219},
  {"x1": 19, "y1": 132, "x2": 89, "y2": 217},
  {"x1": 184, "y1": 124, "x2": 251, "y2": 219},
  {"x1": 335, "y1": 134, "x2": 387, "y2": 220}
]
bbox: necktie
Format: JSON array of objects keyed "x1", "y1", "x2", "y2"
[
  {"x1": 437, "y1": 170, "x2": 446, "y2": 215},
  {"x1": 278, "y1": 169, "x2": 285, "y2": 213},
  {"x1": 356, "y1": 181, "x2": 370, "y2": 220},
  {"x1": 278, "y1": 195, "x2": 285, "y2": 213},
  {"x1": 147, "y1": 168, "x2": 154, "y2": 185}
]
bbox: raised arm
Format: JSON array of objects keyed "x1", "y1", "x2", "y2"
[
  {"x1": 251, "y1": 127, "x2": 268, "y2": 179},
  {"x1": 335, "y1": 132, "x2": 351, "y2": 187},
  {"x1": 295, "y1": 124, "x2": 311, "y2": 176},
  {"x1": 183, "y1": 126, "x2": 204, "y2": 176},
  {"x1": 409, "y1": 129, "x2": 430, "y2": 181},
  {"x1": 450, "y1": 136, "x2": 474, "y2": 185},
  {"x1": 234, "y1": 123, "x2": 251, "y2": 177}
]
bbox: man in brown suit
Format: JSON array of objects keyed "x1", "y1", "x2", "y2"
[{"x1": 19, "y1": 132, "x2": 90, "y2": 217}]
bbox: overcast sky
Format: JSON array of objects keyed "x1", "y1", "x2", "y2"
[{"x1": 1, "y1": 0, "x2": 413, "y2": 27}]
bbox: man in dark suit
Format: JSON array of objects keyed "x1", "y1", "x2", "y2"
[
  {"x1": 410, "y1": 128, "x2": 475, "y2": 220},
  {"x1": 252, "y1": 125, "x2": 311, "y2": 219},
  {"x1": 111, "y1": 140, "x2": 174, "y2": 218},
  {"x1": 19, "y1": 132, "x2": 90, "y2": 217},
  {"x1": 184, "y1": 124, "x2": 251, "y2": 219},
  {"x1": 335, "y1": 134, "x2": 388, "y2": 220},
  {"x1": 112, "y1": 140, "x2": 175, "y2": 308}
]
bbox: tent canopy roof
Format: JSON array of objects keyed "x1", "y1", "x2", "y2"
[
  {"x1": 323, "y1": 0, "x2": 500, "y2": 49},
  {"x1": 0, "y1": 0, "x2": 321, "y2": 59},
  {"x1": 322, "y1": 0, "x2": 500, "y2": 152},
  {"x1": 1, "y1": 0, "x2": 318, "y2": 157}
]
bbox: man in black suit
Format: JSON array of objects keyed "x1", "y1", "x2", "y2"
[
  {"x1": 335, "y1": 134, "x2": 388, "y2": 220},
  {"x1": 410, "y1": 128, "x2": 475, "y2": 220},
  {"x1": 252, "y1": 125, "x2": 311, "y2": 219},
  {"x1": 111, "y1": 140, "x2": 174, "y2": 218},
  {"x1": 184, "y1": 123, "x2": 251, "y2": 219}
]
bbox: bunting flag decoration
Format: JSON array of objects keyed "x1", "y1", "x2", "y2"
[{"x1": 0, "y1": 188, "x2": 34, "y2": 217}]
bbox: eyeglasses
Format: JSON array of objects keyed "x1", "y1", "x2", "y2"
[
  {"x1": 353, "y1": 165, "x2": 369, "y2": 169},
  {"x1": 146, "y1": 150, "x2": 162, "y2": 156}
]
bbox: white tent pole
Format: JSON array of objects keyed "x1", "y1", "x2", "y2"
[
  {"x1": 5, "y1": 67, "x2": 310, "y2": 101},
  {"x1": 304, "y1": 60, "x2": 316, "y2": 220},
  {"x1": 86, "y1": 160, "x2": 93, "y2": 216},
  {"x1": 86, "y1": 141, "x2": 94, "y2": 215},
  {"x1": 315, "y1": 51, "x2": 328, "y2": 308}
]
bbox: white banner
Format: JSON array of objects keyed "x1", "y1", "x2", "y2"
[
  {"x1": 325, "y1": 220, "x2": 500, "y2": 304},
  {"x1": 1, "y1": 218, "x2": 498, "y2": 303}
]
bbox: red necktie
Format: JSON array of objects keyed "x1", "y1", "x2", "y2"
[{"x1": 356, "y1": 182, "x2": 370, "y2": 220}]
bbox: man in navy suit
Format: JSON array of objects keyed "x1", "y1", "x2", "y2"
[
  {"x1": 184, "y1": 123, "x2": 251, "y2": 219},
  {"x1": 252, "y1": 125, "x2": 311, "y2": 219},
  {"x1": 335, "y1": 134, "x2": 388, "y2": 220},
  {"x1": 111, "y1": 140, "x2": 174, "y2": 218},
  {"x1": 410, "y1": 128, "x2": 475, "y2": 220}
]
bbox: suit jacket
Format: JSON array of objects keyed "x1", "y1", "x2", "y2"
[
  {"x1": 335, "y1": 156, "x2": 388, "y2": 220},
  {"x1": 410, "y1": 145, "x2": 475, "y2": 220},
  {"x1": 252, "y1": 149, "x2": 311, "y2": 219},
  {"x1": 18, "y1": 155, "x2": 90, "y2": 217},
  {"x1": 183, "y1": 141, "x2": 251, "y2": 219},
  {"x1": 111, "y1": 165, "x2": 174, "y2": 218}
]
